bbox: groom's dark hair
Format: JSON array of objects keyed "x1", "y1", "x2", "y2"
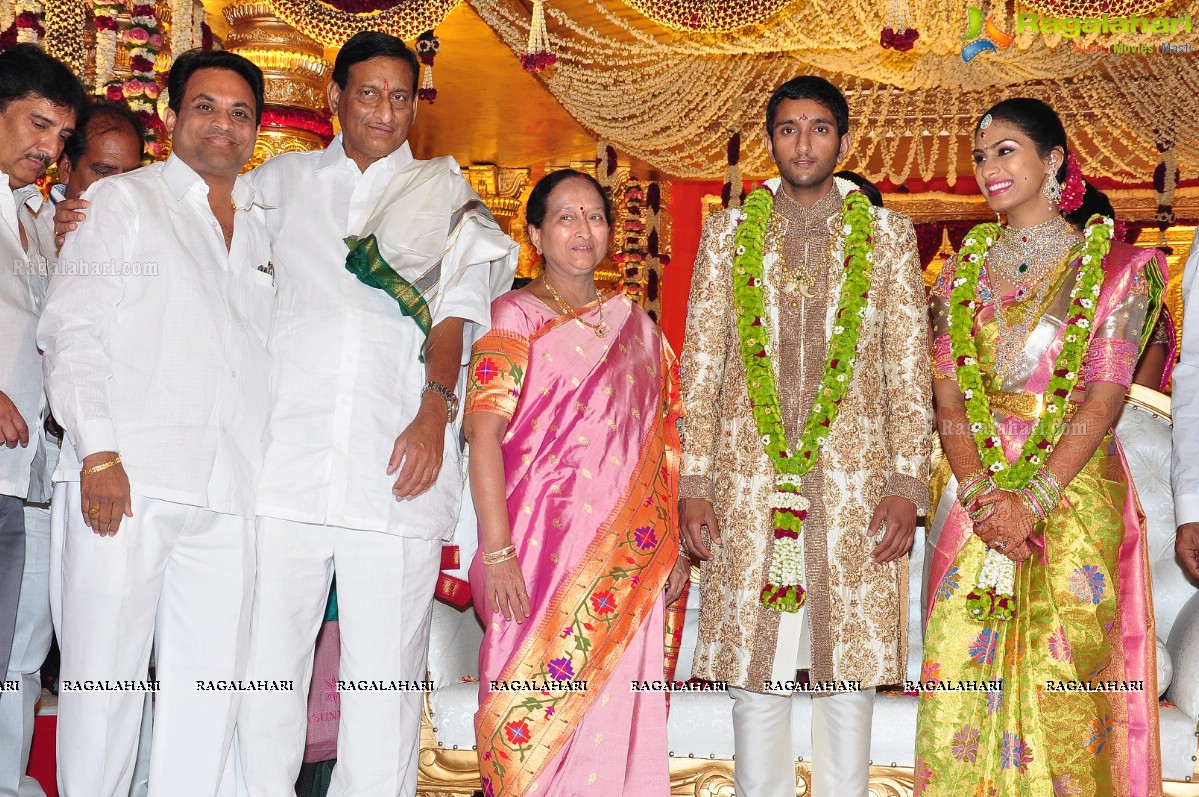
[{"x1": 765, "y1": 76, "x2": 850, "y2": 139}]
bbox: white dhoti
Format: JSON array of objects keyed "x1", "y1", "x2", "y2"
[
  {"x1": 730, "y1": 607, "x2": 877, "y2": 797},
  {"x1": 55, "y1": 484, "x2": 253, "y2": 797},
  {"x1": 236, "y1": 517, "x2": 441, "y2": 797}
]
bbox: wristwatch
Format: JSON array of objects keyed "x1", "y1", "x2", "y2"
[{"x1": 422, "y1": 380, "x2": 460, "y2": 423}]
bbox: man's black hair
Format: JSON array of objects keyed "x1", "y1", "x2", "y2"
[
  {"x1": 63, "y1": 99, "x2": 146, "y2": 168},
  {"x1": 331, "y1": 31, "x2": 419, "y2": 95},
  {"x1": 167, "y1": 49, "x2": 265, "y2": 125},
  {"x1": 0, "y1": 43, "x2": 87, "y2": 120},
  {"x1": 765, "y1": 76, "x2": 850, "y2": 139}
]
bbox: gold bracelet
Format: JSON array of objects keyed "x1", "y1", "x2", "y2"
[
  {"x1": 81, "y1": 455, "x2": 122, "y2": 476},
  {"x1": 482, "y1": 544, "x2": 516, "y2": 566}
]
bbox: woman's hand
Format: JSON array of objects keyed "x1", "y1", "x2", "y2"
[
  {"x1": 971, "y1": 490, "x2": 1034, "y2": 562},
  {"x1": 664, "y1": 551, "x2": 692, "y2": 606},
  {"x1": 486, "y1": 557, "x2": 530, "y2": 624}
]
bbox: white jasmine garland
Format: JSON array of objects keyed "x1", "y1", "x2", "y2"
[{"x1": 768, "y1": 491, "x2": 810, "y2": 511}]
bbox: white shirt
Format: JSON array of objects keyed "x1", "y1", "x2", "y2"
[
  {"x1": 249, "y1": 135, "x2": 492, "y2": 539},
  {"x1": 38, "y1": 154, "x2": 274, "y2": 517},
  {"x1": 0, "y1": 177, "x2": 55, "y2": 501},
  {"x1": 1172, "y1": 227, "x2": 1199, "y2": 525}
]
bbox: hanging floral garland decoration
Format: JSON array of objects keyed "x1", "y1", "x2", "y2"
[
  {"x1": 169, "y1": 0, "x2": 196, "y2": 62},
  {"x1": 15, "y1": 0, "x2": 45, "y2": 44},
  {"x1": 879, "y1": 0, "x2": 918, "y2": 51},
  {"x1": 521, "y1": 0, "x2": 555, "y2": 73},
  {"x1": 722, "y1": 132, "x2": 745, "y2": 209},
  {"x1": 616, "y1": 180, "x2": 647, "y2": 301},
  {"x1": 92, "y1": 0, "x2": 124, "y2": 90},
  {"x1": 596, "y1": 141, "x2": 617, "y2": 190},
  {"x1": 415, "y1": 30, "x2": 440, "y2": 103},
  {"x1": 620, "y1": 0, "x2": 797, "y2": 32},
  {"x1": 266, "y1": 0, "x2": 460, "y2": 46},
  {"x1": 1153, "y1": 131, "x2": 1178, "y2": 253},
  {"x1": 643, "y1": 181, "x2": 668, "y2": 322},
  {"x1": 106, "y1": 2, "x2": 164, "y2": 158}
]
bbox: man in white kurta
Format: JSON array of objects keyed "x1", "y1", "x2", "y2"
[
  {"x1": 236, "y1": 32, "x2": 516, "y2": 797},
  {"x1": 0, "y1": 43, "x2": 85, "y2": 797},
  {"x1": 38, "y1": 52, "x2": 273, "y2": 797},
  {"x1": 1172, "y1": 228, "x2": 1199, "y2": 584}
]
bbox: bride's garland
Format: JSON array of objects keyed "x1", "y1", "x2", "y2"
[
  {"x1": 732, "y1": 186, "x2": 875, "y2": 613},
  {"x1": 948, "y1": 214, "x2": 1113, "y2": 621}
]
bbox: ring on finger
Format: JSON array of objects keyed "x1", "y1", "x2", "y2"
[{"x1": 87, "y1": 507, "x2": 100, "y2": 514}]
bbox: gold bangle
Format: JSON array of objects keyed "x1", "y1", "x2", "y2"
[
  {"x1": 81, "y1": 455, "x2": 122, "y2": 476},
  {"x1": 482, "y1": 544, "x2": 516, "y2": 566}
]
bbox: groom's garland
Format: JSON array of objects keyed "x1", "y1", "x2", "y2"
[
  {"x1": 731, "y1": 186, "x2": 875, "y2": 613},
  {"x1": 947, "y1": 214, "x2": 1113, "y2": 621}
]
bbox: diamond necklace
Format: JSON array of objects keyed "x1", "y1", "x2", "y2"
[
  {"x1": 985, "y1": 215, "x2": 1081, "y2": 382},
  {"x1": 988, "y1": 214, "x2": 1079, "y2": 286}
]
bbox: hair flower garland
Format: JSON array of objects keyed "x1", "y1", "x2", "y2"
[
  {"x1": 1058, "y1": 153, "x2": 1085, "y2": 215},
  {"x1": 948, "y1": 214, "x2": 1112, "y2": 622},
  {"x1": 733, "y1": 186, "x2": 875, "y2": 613}
]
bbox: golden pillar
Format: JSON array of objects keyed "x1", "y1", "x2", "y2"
[{"x1": 222, "y1": 1, "x2": 332, "y2": 168}]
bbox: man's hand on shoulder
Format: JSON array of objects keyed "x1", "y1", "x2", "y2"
[{"x1": 53, "y1": 197, "x2": 89, "y2": 251}]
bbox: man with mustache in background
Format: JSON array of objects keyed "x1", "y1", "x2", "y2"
[{"x1": 0, "y1": 43, "x2": 86, "y2": 797}]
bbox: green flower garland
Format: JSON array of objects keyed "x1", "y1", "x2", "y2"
[
  {"x1": 948, "y1": 214, "x2": 1113, "y2": 621},
  {"x1": 732, "y1": 186, "x2": 876, "y2": 613}
]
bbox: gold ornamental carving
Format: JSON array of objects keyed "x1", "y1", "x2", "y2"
[
  {"x1": 246, "y1": 129, "x2": 325, "y2": 170},
  {"x1": 464, "y1": 164, "x2": 530, "y2": 226},
  {"x1": 222, "y1": 1, "x2": 330, "y2": 115}
]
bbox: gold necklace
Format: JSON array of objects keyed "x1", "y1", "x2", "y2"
[{"x1": 543, "y1": 275, "x2": 606, "y2": 338}]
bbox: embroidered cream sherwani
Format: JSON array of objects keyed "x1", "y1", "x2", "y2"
[{"x1": 680, "y1": 176, "x2": 933, "y2": 693}]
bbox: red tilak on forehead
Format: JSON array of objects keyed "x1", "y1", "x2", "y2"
[{"x1": 797, "y1": 114, "x2": 809, "y2": 121}]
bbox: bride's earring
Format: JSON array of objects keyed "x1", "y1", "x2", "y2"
[{"x1": 1042, "y1": 160, "x2": 1062, "y2": 207}]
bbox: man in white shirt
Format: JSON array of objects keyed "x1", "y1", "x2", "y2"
[
  {"x1": 0, "y1": 43, "x2": 86, "y2": 797},
  {"x1": 236, "y1": 31, "x2": 515, "y2": 797},
  {"x1": 38, "y1": 51, "x2": 273, "y2": 797},
  {"x1": 1173, "y1": 229, "x2": 1199, "y2": 585}
]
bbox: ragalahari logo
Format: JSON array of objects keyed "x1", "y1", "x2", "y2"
[{"x1": 961, "y1": 7, "x2": 1015, "y2": 61}]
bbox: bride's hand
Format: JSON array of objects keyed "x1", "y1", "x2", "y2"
[
  {"x1": 971, "y1": 491, "x2": 1034, "y2": 562},
  {"x1": 664, "y1": 552, "x2": 692, "y2": 606},
  {"x1": 487, "y1": 557, "x2": 530, "y2": 624}
]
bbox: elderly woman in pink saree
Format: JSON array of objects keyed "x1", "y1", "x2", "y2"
[
  {"x1": 916, "y1": 99, "x2": 1165, "y2": 797},
  {"x1": 464, "y1": 170, "x2": 689, "y2": 797}
]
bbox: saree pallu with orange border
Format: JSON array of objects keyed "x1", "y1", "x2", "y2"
[
  {"x1": 916, "y1": 242, "x2": 1166, "y2": 797},
  {"x1": 465, "y1": 290, "x2": 681, "y2": 797}
]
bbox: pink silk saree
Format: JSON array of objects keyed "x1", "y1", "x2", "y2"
[
  {"x1": 465, "y1": 290, "x2": 681, "y2": 797},
  {"x1": 917, "y1": 241, "x2": 1166, "y2": 797}
]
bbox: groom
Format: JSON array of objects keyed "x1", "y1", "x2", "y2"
[{"x1": 678, "y1": 76, "x2": 932, "y2": 796}]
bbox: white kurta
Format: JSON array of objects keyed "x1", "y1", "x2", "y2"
[
  {"x1": 248, "y1": 136, "x2": 494, "y2": 539},
  {"x1": 0, "y1": 179, "x2": 53, "y2": 502},
  {"x1": 39, "y1": 154, "x2": 274, "y2": 517}
]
